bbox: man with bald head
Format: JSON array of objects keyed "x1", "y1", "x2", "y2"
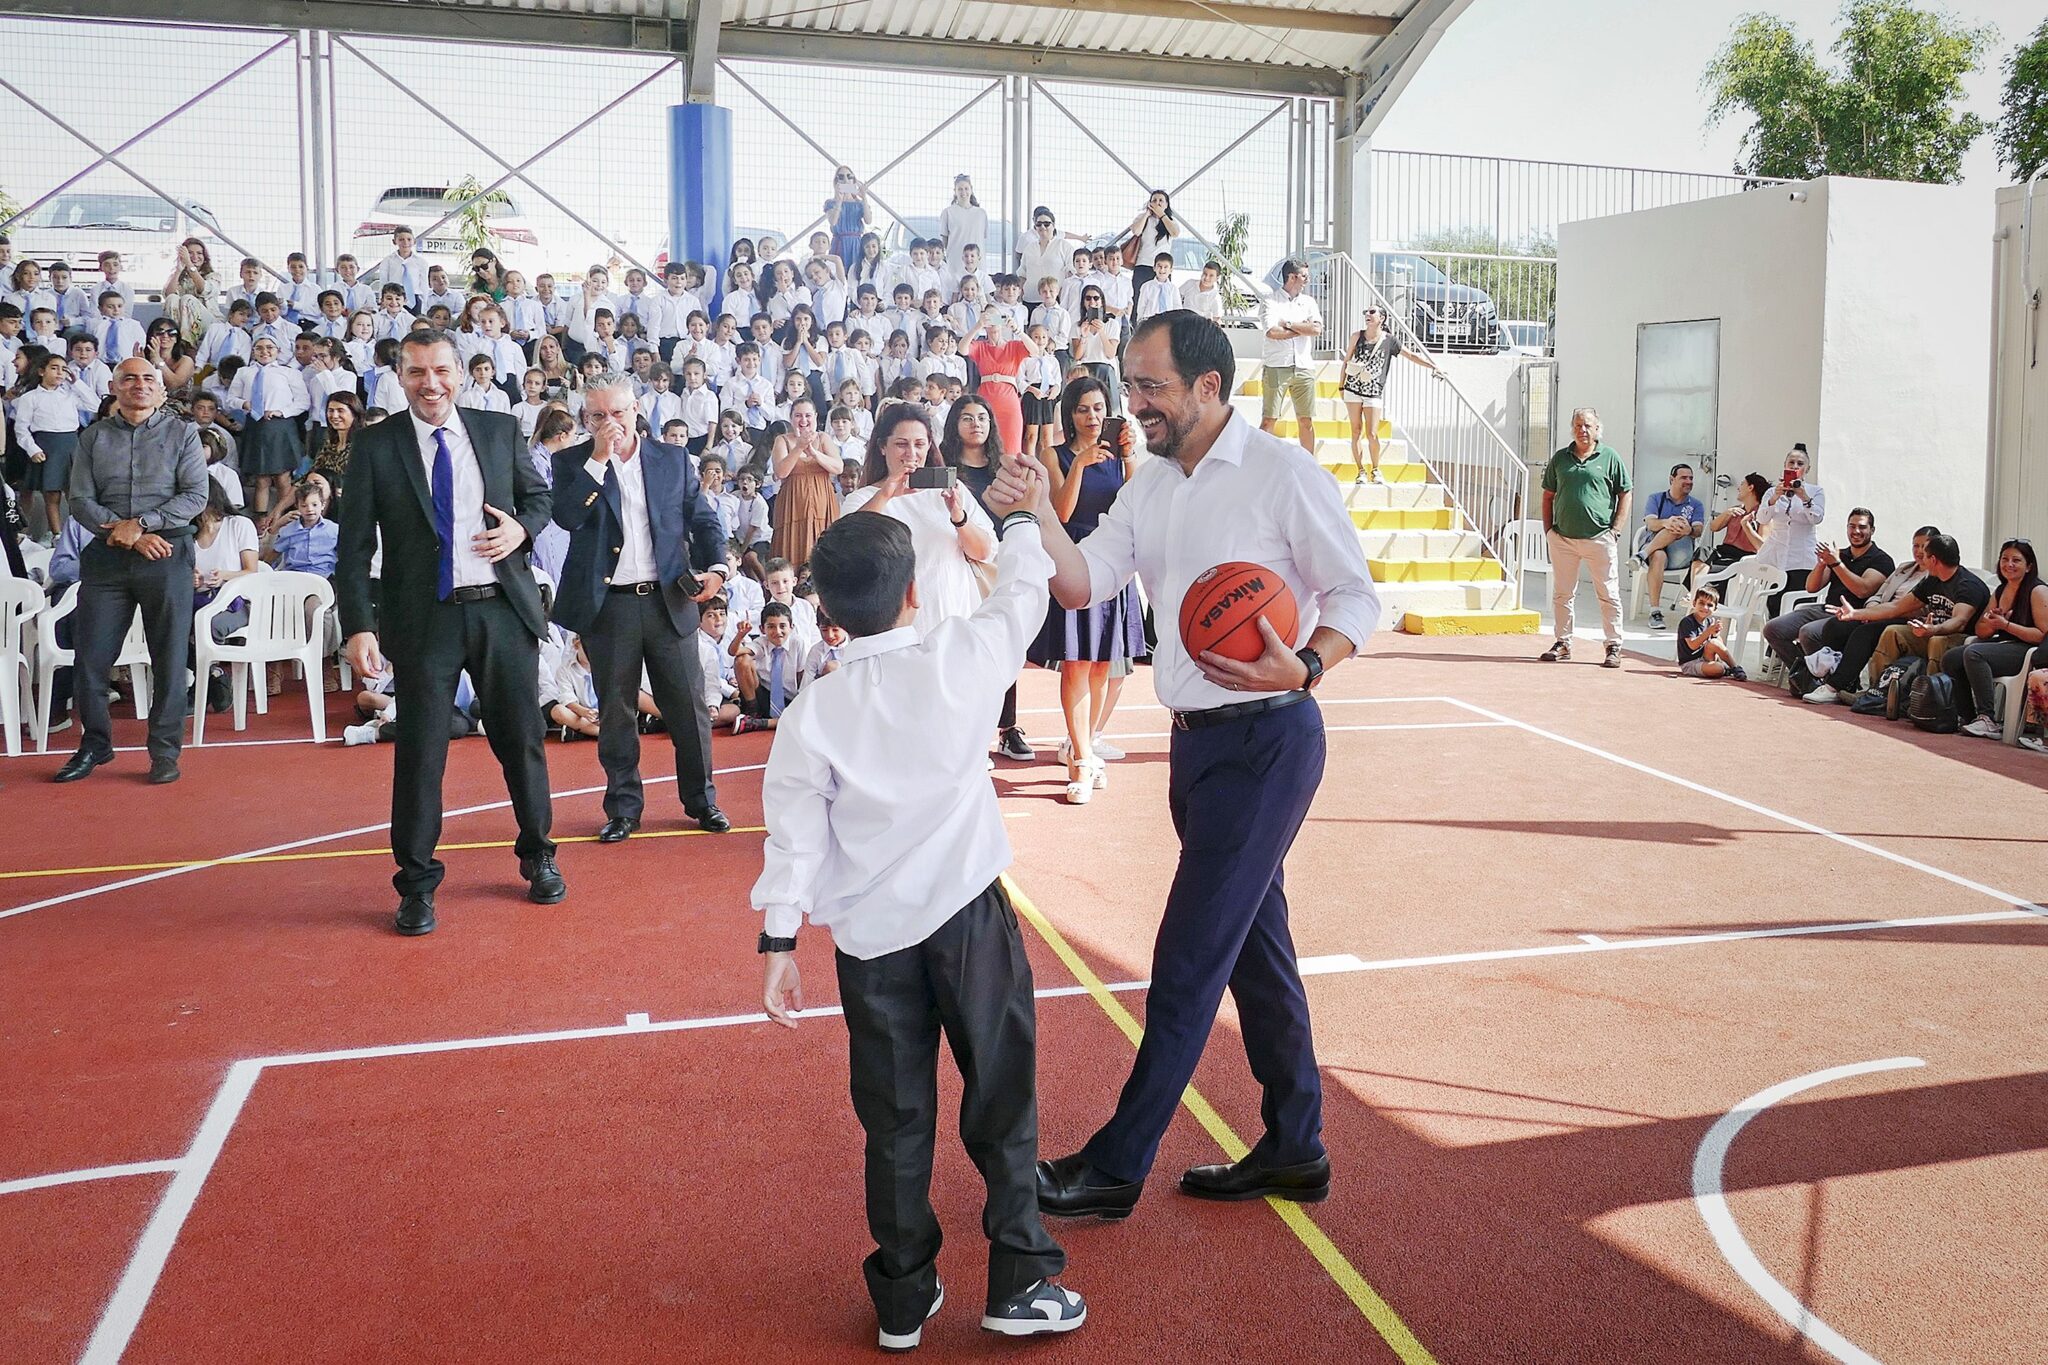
[
  {"x1": 338, "y1": 328, "x2": 560, "y2": 936},
  {"x1": 56, "y1": 358, "x2": 207, "y2": 785}
]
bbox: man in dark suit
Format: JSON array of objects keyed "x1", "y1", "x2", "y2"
[
  {"x1": 551, "y1": 378, "x2": 733, "y2": 842},
  {"x1": 337, "y1": 329, "x2": 562, "y2": 937}
]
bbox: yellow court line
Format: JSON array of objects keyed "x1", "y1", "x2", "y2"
[
  {"x1": 0, "y1": 827, "x2": 769, "y2": 882},
  {"x1": 1002, "y1": 874, "x2": 1441, "y2": 1365}
]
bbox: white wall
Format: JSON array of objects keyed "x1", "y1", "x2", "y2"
[
  {"x1": 1988, "y1": 184, "x2": 2048, "y2": 557},
  {"x1": 1556, "y1": 178, "x2": 1994, "y2": 565},
  {"x1": 1816, "y1": 178, "x2": 1993, "y2": 566},
  {"x1": 1556, "y1": 182, "x2": 1828, "y2": 513}
]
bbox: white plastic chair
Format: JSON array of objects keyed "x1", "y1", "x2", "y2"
[
  {"x1": 9, "y1": 541, "x2": 54, "y2": 584},
  {"x1": 1700, "y1": 560, "x2": 1786, "y2": 671},
  {"x1": 191, "y1": 571, "x2": 336, "y2": 744},
  {"x1": 31, "y1": 584, "x2": 152, "y2": 752},
  {"x1": 1628, "y1": 539, "x2": 1695, "y2": 623},
  {"x1": 1755, "y1": 586, "x2": 1825, "y2": 687},
  {"x1": 1989, "y1": 646, "x2": 2037, "y2": 745},
  {"x1": 1499, "y1": 519, "x2": 1549, "y2": 585},
  {"x1": 0, "y1": 579, "x2": 41, "y2": 756}
]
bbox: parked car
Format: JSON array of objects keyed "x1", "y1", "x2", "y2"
[
  {"x1": 1501, "y1": 320, "x2": 1549, "y2": 356},
  {"x1": 5, "y1": 191, "x2": 227, "y2": 296},
  {"x1": 1260, "y1": 250, "x2": 1504, "y2": 353},
  {"x1": 353, "y1": 186, "x2": 543, "y2": 274}
]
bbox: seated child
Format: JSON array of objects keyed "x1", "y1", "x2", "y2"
[
  {"x1": 696, "y1": 595, "x2": 743, "y2": 730},
  {"x1": 1678, "y1": 586, "x2": 1747, "y2": 681},
  {"x1": 752, "y1": 470, "x2": 1084, "y2": 1348},
  {"x1": 730, "y1": 601, "x2": 801, "y2": 735}
]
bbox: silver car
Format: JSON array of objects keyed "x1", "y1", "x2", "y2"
[{"x1": 5, "y1": 191, "x2": 227, "y2": 297}]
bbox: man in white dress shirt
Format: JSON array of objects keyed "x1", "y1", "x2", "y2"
[
  {"x1": 1009, "y1": 312, "x2": 1380, "y2": 1220},
  {"x1": 1259, "y1": 259, "x2": 1323, "y2": 454}
]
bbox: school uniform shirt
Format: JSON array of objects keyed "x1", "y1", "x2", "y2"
[
  {"x1": 1181, "y1": 280, "x2": 1224, "y2": 321},
  {"x1": 614, "y1": 289, "x2": 671, "y2": 340},
  {"x1": 306, "y1": 366, "x2": 358, "y2": 423},
  {"x1": 992, "y1": 301, "x2": 1028, "y2": 334},
  {"x1": 225, "y1": 285, "x2": 266, "y2": 317},
  {"x1": 511, "y1": 400, "x2": 546, "y2": 441},
  {"x1": 906, "y1": 264, "x2": 943, "y2": 305},
  {"x1": 1058, "y1": 273, "x2": 1091, "y2": 319},
  {"x1": 809, "y1": 282, "x2": 848, "y2": 329},
  {"x1": 709, "y1": 437, "x2": 754, "y2": 479},
  {"x1": 272, "y1": 517, "x2": 341, "y2": 576},
  {"x1": 884, "y1": 307, "x2": 924, "y2": 357},
  {"x1": 278, "y1": 278, "x2": 321, "y2": 322},
  {"x1": 369, "y1": 368, "x2": 405, "y2": 414},
  {"x1": 589, "y1": 337, "x2": 629, "y2": 374},
  {"x1": 94, "y1": 315, "x2": 145, "y2": 363},
  {"x1": 229, "y1": 361, "x2": 311, "y2": 421},
  {"x1": 944, "y1": 300, "x2": 980, "y2": 338},
  {"x1": 457, "y1": 382, "x2": 512, "y2": 414},
  {"x1": 195, "y1": 322, "x2": 253, "y2": 370},
  {"x1": 207, "y1": 461, "x2": 246, "y2": 508},
  {"x1": 476, "y1": 335, "x2": 525, "y2": 389},
  {"x1": 916, "y1": 353, "x2": 967, "y2": 385},
  {"x1": 502, "y1": 294, "x2": 547, "y2": 342},
  {"x1": 0, "y1": 332, "x2": 21, "y2": 374},
  {"x1": 372, "y1": 251, "x2": 432, "y2": 306},
  {"x1": 372, "y1": 309, "x2": 418, "y2": 342},
  {"x1": 1075, "y1": 410, "x2": 1380, "y2": 711},
  {"x1": 540, "y1": 295, "x2": 577, "y2": 333},
  {"x1": 1135, "y1": 278, "x2": 1182, "y2": 325},
  {"x1": 12, "y1": 386, "x2": 81, "y2": 454},
  {"x1": 640, "y1": 388, "x2": 679, "y2": 432},
  {"x1": 49, "y1": 284, "x2": 94, "y2": 331},
  {"x1": 843, "y1": 310, "x2": 888, "y2": 349},
  {"x1": 251, "y1": 319, "x2": 299, "y2": 355},
  {"x1": 5, "y1": 287, "x2": 57, "y2": 324},
  {"x1": 675, "y1": 337, "x2": 730, "y2": 384},
  {"x1": 822, "y1": 346, "x2": 861, "y2": 396},
  {"x1": 801, "y1": 636, "x2": 843, "y2": 687},
  {"x1": 724, "y1": 567, "x2": 765, "y2": 625},
  {"x1": 722, "y1": 373, "x2": 777, "y2": 430},
  {"x1": 567, "y1": 289, "x2": 621, "y2": 347},
  {"x1": 709, "y1": 489, "x2": 740, "y2": 541},
  {"x1": 422, "y1": 288, "x2": 466, "y2": 318},
  {"x1": 335, "y1": 279, "x2": 380, "y2": 313},
  {"x1": 1021, "y1": 353, "x2": 1062, "y2": 399},
  {"x1": 311, "y1": 314, "x2": 352, "y2": 340},
  {"x1": 698, "y1": 629, "x2": 738, "y2": 710},
  {"x1": 766, "y1": 286, "x2": 810, "y2": 327},
  {"x1": 879, "y1": 354, "x2": 918, "y2": 392},
  {"x1": 750, "y1": 523, "x2": 1052, "y2": 958},
  {"x1": 729, "y1": 491, "x2": 772, "y2": 546},
  {"x1": 942, "y1": 267, "x2": 993, "y2": 304},
  {"x1": 1095, "y1": 270, "x2": 1134, "y2": 319},
  {"x1": 674, "y1": 386, "x2": 718, "y2": 440},
  {"x1": 95, "y1": 279, "x2": 137, "y2": 310}
]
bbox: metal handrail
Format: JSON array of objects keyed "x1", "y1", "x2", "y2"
[{"x1": 1311, "y1": 251, "x2": 1531, "y2": 608}]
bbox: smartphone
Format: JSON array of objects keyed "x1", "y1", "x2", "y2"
[
  {"x1": 1782, "y1": 465, "x2": 1800, "y2": 489},
  {"x1": 1103, "y1": 416, "x2": 1128, "y2": 449},
  {"x1": 908, "y1": 465, "x2": 957, "y2": 490}
]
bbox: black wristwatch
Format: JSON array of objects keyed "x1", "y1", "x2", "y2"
[
  {"x1": 950, "y1": 510, "x2": 969, "y2": 527},
  {"x1": 757, "y1": 933, "x2": 797, "y2": 954},
  {"x1": 1295, "y1": 646, "x2": 1325, "y2": 690}
]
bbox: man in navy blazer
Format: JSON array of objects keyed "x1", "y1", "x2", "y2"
[{"x1": 552, "y1": 378, "x2": 734, "y2": 842}]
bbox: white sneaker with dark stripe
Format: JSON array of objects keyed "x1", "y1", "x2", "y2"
[
  {"x1": 981, "y1": 1279, "x2": 1086, "y2": 1337},
  {"x1": 878, "y1": 1280, "x2": 943, "y2": 1353}
]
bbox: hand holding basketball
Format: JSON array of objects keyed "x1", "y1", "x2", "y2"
[{"x1": 1180, "y1": 561, "x2": 1308, "y2": 694}]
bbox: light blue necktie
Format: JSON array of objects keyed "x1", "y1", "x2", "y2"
[
  {"x1": 769, "y1": 646, "x2": 786, "y2": 716},
  {"x1": 249, "y1": 366, "x2": 268, "y2": 419}
]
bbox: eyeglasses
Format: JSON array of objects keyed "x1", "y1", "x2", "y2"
[
  {"x1": 1034, "y1": 220, "x2": 1054, "y2": 228},
  {"x1": 1120, "y1": 377, "x2": 1181, "y2": 399}
]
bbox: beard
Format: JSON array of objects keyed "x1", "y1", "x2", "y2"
[{"x1": 1142, "y1": 404, "x2": 1199, "y2": 460}]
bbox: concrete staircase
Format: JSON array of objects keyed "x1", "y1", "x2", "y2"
[{"x1": 1234, "y1": 372, "x2": 1539, "y2": 635}]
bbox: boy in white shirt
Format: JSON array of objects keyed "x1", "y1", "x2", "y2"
[
  {"x1": 640, "y1": 362, "x2": 679, "y2": 432},
  {"x1": 674, "y1": 357, "x2": 718, "y2": 453},
  {"x1": 67, "y1": 334, "x2": 110, "y2": 417},
  {"x1": 225, "y1": 256, "x2": 265, "y2": 316},
  {"x1": 904, "y1": 241, "x2": 943, "y2": 307},
  {"x1": 45, "y1": 262, "x2": 93, "y2": 332},
  {"x1": 846, "y1": 285, "x2": 887, "y2": 352},
  {"x1": 458, "y1": 354, "x2": 512, "y2": 413},
  {"x1": 1180, "y1": 259, "x2": 1225, "y2": 321},
  {"x1": 991, "y1": 275, "x2": 1030, "y2": 334},
  {"x1": 698, "y1": 449, "x2": 740, "y2": 543},
  {"x1": 311, "y1": 289, "x2": 352, "y2": 339},
  {"x1": 280, "y1": 252, "x2": 320, "y2": 323},
  {"x1": 502, "y1": 271, "x2": 546, "y2": 352},
  {"x1": 752, "y1": 486, "x2": 1083, "y2": 1350},
  {"x1": 1058, "y1": 248, "x2": 1095, "y2": 319},
  {"x1": 696, "y1": 595, "x2": 743, "y2": 729},
  {"x1": 746, "y1": 314, "x2": 785, "y2": 390},
  {"x1": 332, "y1": 254, "x2": 378, "y2": 312},
  {"x1": 729, "y1": 468, "x2": 771, "y2": 554},
  {"x1": 92, "y1": 291, "x2": 144, "y2": 363},
  {"x1": 587, "y1": 309, "x2": 628, "y2": 374},
  {"x1": 917, "y1": 328, "x2": 967, "y2": 385},
  {"x1": 722, "y1": 342, "x2": 776, "y2": 431},
  {"x1": 94, "y1": 251, "x2": 136, "y2": 310},
  {"x1": 0, "y1": 303, "x2": 25, "y2": 374},
  {"x1": 372, "y1": 228, "x2": 429, "y2": 308},
  {"x1": 250, "y1": 294, "x2": 298, "y2": 356},
  {"x1": 421, "y1": 265, "x2": 465, "y2": 319},
  {"x1": 372, "y1": 285, "x2": 416, "y2": 341},
  {"x1": 1133, "y1": 253, "x2": 1181, "y2": 326},
  {"x1": 885, "y1": 284, "x2": 923, "y2": 359},
  {"x1": 196, "y1": 299, "x2": 255, "y2": 372},
  {"x1": 1031, "y1": 276, "x2": 1073, "y2": 362},
  {"x1": 801, "y1": 610, "x2": 849, "y2": 686},
  {"x1": 805, "y1": 257, "x2": 847, "y2": 330},
  {"x1": 512, "y1": 367, "x2": 548, "y2": 441}
]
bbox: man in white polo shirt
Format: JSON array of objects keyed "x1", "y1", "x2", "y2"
[{"x1": 1259, "y1": 259, "x2": 1322, "y2": 454}]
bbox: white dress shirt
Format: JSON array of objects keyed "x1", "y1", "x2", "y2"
[
  {"x1": 1181, "y1": 279, "x2": 1224, "y2": 320},
  {"x1": 615, "y1": 289, "x2": 672, "y2": 339},
  {"x1": 94, "y1": 315, "x2": 144, "y2": 362},
  {"x1": 839, "y1": 486, "x2": 996, "y2": 634},
  {"x1": 1263, "y1": 290, "x2": 1321, "y2": 369},
  {"x1": 502, "y1": 293, "x2": 546, "y2": 340},
  {"x1": 1135, "y1": 279, "x2": 1182, "y2": 325},
  {"x1": 457, "y1": 382, "x2": 512, "y2": 414},
  {"x1": 587, "y1": 441, "x2": 657, "y2": 584},
  {"x1": 752, "y1": 524, "x2": 1052, "y2": 958},
  {"x1": 1030, "y1": 302, "x2": 1073, "y2": 349},
  {"x1": 372, "y1": 309, "x2": 418, "y2": 341},
  {"x1": 279, "y1": 278, "x2": 321, "y2": 322},
  {"x1": 229, "y1": 361, "x2": 311, "y2": 419},
  {"x1": 412, "y1": 412, "x2": 494, "y2": 589},
  {"x1": 12, "y1": 386, "x2": 80, "y2": 452},
  {"x1": 1077, "y1": 412, "x2": 1380, "y2": 711},
  {"x1": 722, "y1": 373, "x2": 777, "y2": 429},
  {"x1": 1095, "y1": 270, "x2": 1133, "y2": 317},
  {"x1": 422, "y1": 287, "x2": 466, "y2": 318},
  {"x1": 196, "y1": 322, "x2": 252, "y2": 370},
  {"x1": 1754, "y1": 483, "x2": 1827, "y2": 572},
  {"x1": 675, "y1": 385, "x2": 718, "y2": 439}
]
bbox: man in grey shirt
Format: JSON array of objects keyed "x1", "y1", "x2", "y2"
[{"x1": 58, "y1": 358, "x2": 208, "y2": 784}]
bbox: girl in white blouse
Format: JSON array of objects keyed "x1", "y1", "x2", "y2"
[
  {"x1": 228, "y1": 335, "x2": 312, "y2": 519},
  {"x1": 12, "y1": 350, "x2": 81, "y2": 533},
  {"x1": 939, "y1": 174, "x2": 988, "y2": 275}
]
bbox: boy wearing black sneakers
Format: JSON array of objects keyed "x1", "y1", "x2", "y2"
[{"x1": 752, "y1": 446, "x2": 1084, "y2": 1351}]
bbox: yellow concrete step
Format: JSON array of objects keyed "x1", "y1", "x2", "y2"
[
  {"x1": 1238, "y1": 377, "x2": 1345, "y2": 399},
  {"x1": 1322, "y1": 461, "x2": 1428, "y2": 484},
  {"x1": 1368, "y1": 556, "x2": 1505, "y2": 583},
  {"x1": 1399, "y1": 608, "x2": 1544, "y2": 636},
  {"x1": 1353, "y1": 507, "x2": 1457, "y2": 531},
  {"x1": 1268, "y1": 418, "x2": 1369, "y2": 441}
]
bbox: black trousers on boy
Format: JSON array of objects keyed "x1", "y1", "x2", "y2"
[{"x1": 834, "y1": 880, "x2": 1065, "y2": 1332}]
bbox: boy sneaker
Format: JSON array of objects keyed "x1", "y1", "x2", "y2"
[
  {"x1": 878, "y1": 1280, "x2": 943, "y2": 1353},
  {"x1": 1960, "y1": 716, "x2": 2002, "y2": 739},
  {"x1": 996, "y1": 726, "x2": 1033, "y2": 761},
  {"x1": 1091, "y1": 735, "x2": 1125, "y2": 761},
  {"x1": 1803, "y1": 684, "x2": 1839, "y2": 705},
  {"x1": 1649, "y1": 610, "x2": 1666, "y2": 630},
  {"x1": 981, "y1": 1279, "x2": 1085, "y2": 1338},
  {"x1": 343, "y1": 721, "x2": 381, "y2": 746}
]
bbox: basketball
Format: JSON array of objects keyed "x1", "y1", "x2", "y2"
[{"x1": 1179, "y1": 562, "x2": 1299, "y2": 663}]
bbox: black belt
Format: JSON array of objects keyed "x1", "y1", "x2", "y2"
[
  {"x1": 608, "y1": 581, "x2": 660, "y2": 595},
  {"x1": 448, "y1": 584, "x2": 499, "y2": 603},
  {"x1": 1172, "y1": 690, "x2": 1309, "y2": 731}
]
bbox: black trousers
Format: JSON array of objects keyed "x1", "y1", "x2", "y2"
[
  {"x1": 582, "y1": 589, "x2": 716, "y2": 822},
  {"x1": 835, "y1": 881, "x2": 1065, "y2": 1330},
  {"x1": 389, "y1": 593, "x2": 553, "y2": 897},
  {"x1": 75, "y1": 537, "x2": 195, "y2": 763},
  {"x1": 1826, "y1": 617, "x2": 1887, "y2": 692}
]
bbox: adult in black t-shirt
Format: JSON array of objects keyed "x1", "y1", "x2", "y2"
[
  {"x1": 1828, "y1": 533, "x2": 1987, "y2": 693},
  {"x1": 1765, "y1": 506, "x2": 1894, "y2": 693}
]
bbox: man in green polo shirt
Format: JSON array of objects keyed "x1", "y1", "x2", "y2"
[{"x1": 1539, "y1": 406, "x2": 1632, "y2": 667}]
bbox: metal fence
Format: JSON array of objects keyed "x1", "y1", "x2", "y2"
[{"x1": 1372, "y1": 148, "x2": 1775, "y2": 254}]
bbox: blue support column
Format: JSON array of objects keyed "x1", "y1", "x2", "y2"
[{"x1": 668, "y1": 103, "x2": 732, "y2": 305}]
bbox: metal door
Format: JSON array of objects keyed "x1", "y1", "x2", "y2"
[{"x1": 1634, "y1": 319, "x2": 1722, "y2": 512}]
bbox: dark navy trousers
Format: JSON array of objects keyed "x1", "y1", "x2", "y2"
[{"x1": 1081, "y1": 696, "x2": 1328, "y2": 1183}]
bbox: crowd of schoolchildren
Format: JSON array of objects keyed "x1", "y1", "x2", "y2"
[{"x1": 0, "y1": 175, "x2": 1231, "y2": 753}]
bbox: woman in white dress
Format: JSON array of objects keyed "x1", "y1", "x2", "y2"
[
  {"x1": 838, "y1": 403, "x2": 995, "y2": 635},
  {"x1": 939, "y1": 174, "x2": 988, "y2": 276},
  {"x1": 1753, "y1": 442, "x2": 1825, "y2": 617}
]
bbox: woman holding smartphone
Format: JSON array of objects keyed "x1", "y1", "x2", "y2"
[
  {"x1": 1755, "y1": 442, "x2": 1824, "y2": 615},
  {"x1": 842, "y1": 403, "x2": 995, "y2": 634}
]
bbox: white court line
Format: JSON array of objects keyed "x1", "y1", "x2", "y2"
[
  {"x1": 0, "y1": 735, "x2": 336, "y2": 762},
  {"x1": 1577, "y1": 934, "x2": 1608, "y2": 945},
  {"x1": 1691, "y1": 1057, "x2": 1925, "y2": 1365},
  {"x1": 1440, "y1": 697, "x2": 2048, "y2": 920},
  {"x1": 0, "y1": 1160, "x2": 184, "y2": 1197}
]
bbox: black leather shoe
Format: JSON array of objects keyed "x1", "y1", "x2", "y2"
[
  {"x1": 394, "y1": 894, "x2": 436, "y2": 936},
  {"x1": 147, "y1": 756, "x2": 181, "y2": 785},
  {"x1": 1179, "y1": 1154, "x2": 1330, "y2": 1203},
  {"x1": 597, "y1": 816, "x2": 639, "y2": 844},
  {"x1": 693, "y1": 806, "x2": 732, "y2": 834},
  {"x1": 1036, "y1": 1153, "x2": 1142, "y2": 1220},
  {"x1": 520, "y1": 852, "x2": 567, "y2": 904},
  {"x1": 53, "y1": 749, "x2": 109, "y2": 783}
]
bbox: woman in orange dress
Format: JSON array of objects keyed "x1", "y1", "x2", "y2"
[
  {"x1": 769, "y1": 394, "x2": 841, "y2": 568},
  {"x1": 963, "y1": 304, "x2": 1042, "y2": 455}
]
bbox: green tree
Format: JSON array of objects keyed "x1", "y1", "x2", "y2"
[
  {"x1": 0, "y1": 183, "x2": 20, "y2": 228},
  {"x1": 1702, "y1": 1, "x2": 1995, "y2": 184},
  {"x1": 1996, "y1": 18, "x2": 2048, "y2": 180},
  {"x1": 442, "y1": 175, "x2": 511, "y2": 254},
  {"x1": 1213, "y1": 210, "x2": 1253, "y2": 314}
]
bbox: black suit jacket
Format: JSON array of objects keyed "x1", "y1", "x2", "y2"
[
  {"x1": 548, "y1": 436, "x2": 728, "y2": 639},
  {"x1": 337, "y1": 407, "x2": 553, "y2": 653}
]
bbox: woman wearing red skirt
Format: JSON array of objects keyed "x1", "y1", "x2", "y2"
[{"x1": 963, "y1": 306, "x2": 1042, "y2": 455}]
